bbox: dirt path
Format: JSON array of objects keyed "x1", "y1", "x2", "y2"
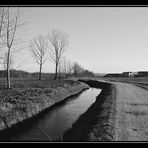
[{"x1": 114, "y1": 82, "x2": 148, "y2": 141}]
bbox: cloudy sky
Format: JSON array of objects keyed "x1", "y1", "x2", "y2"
[{"x1": 13, "y1": 7, "x2": 148, "y2": 73}]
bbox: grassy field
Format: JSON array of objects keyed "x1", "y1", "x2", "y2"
[
  {"x1": 0, "y1": 77, "x2": 79, "y2": 89},
  {"x1": 101, "y1": 76, "x2": 148, "y2": 84}
]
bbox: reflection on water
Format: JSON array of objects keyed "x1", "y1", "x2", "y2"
[{"x1": 1, "y1": 88, "x2": 101, "y2": 141}]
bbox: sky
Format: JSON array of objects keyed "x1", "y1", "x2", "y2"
[{"x1": 11, "y1": 7, "x2": 148, "y2": 74}]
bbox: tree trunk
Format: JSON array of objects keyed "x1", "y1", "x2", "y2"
[
  {"x1": 55, "y1": 63, "x2": 58, "y2": 80},
  {"x1": 6, "y1": 49, "x2": 10, "y2": 89},
  {"x1": 39, "y1": 63, "x2": 42, "y2": 80}
]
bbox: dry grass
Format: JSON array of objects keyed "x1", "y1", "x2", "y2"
[{"x1": 0, "y1": 78, "x2": 78, "y2": 89}]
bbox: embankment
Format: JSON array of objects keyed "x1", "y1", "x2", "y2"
[
  {"x1": 0, "y1": 80, "x2": 89, "y2": 133},
  {"x1": 63, "y1": 79, "x2": 116, "y2": 141}
]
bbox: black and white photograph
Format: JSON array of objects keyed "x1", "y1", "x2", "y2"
[{"x1": 0, "y1": 5, "x2": 148, "y2": 143}]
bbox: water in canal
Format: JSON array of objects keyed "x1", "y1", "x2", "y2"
[{"x1": 1, "y1": 88, "x2": 101, "y2": 141}]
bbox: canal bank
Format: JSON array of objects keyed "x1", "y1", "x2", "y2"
[
  {"x1": 63, "y1": 79, "x2": 116, "y2": 141},
  {"x1": 0, "y1": 87, "x2": 101, "y2": 141},
  {"x1": 0, "y1": 80, "x2": 89, "y2": 134}
]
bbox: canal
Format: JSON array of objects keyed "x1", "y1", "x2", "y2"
[{"x1": 0, "y1": 87, "x2": 101, "y2": 141}]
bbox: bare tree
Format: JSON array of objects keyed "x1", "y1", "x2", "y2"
[
  {"x1": 47, "y1": 29, "x2": 68, "y2": 80},
  {"x1": 0, "y1": 7, "x2": 21, "y2": 88},
  {"x1": 72, "y1": 62, "x2": 84, "y2": 77},
  {"x1": 30, "y1": 35, "x2": 47, "y2": 80}
]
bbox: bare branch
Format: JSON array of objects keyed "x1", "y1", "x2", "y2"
[
  {"x1": 0, "y1": 7, "x2": 26, "y2": 88},
  {"x1": 30, "y1": 35, "x2": 47, "y2": 80},
  {"x1": 47, "y1": 29, "x2": 68, "y2": 79}
]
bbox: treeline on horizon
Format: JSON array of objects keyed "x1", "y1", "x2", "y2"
[{"x1": 0, "y1": 68, "x2": 95, "y2": 79}]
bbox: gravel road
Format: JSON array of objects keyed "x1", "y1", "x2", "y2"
[{"x1": 114, "y1": 82, "x2": 148, "y2": 141}]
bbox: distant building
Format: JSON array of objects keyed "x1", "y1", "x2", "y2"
[
  {"x1": 122, "y1": 72, "x2": 134, "y2": 77},
  {"x1": 132, "y1": 72, "x2": 138, "y2": 77},
  {"x1": 138, "y1": 71, "x2": 148, "y2": 77}
]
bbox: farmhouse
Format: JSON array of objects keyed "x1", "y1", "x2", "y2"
[{"x1": 122, "y1": 72, "x2": 134, "y2": 77}]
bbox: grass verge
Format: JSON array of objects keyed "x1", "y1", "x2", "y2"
[{"x1": 63, "y1": 80, "x2": 116, "y2": 141}]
